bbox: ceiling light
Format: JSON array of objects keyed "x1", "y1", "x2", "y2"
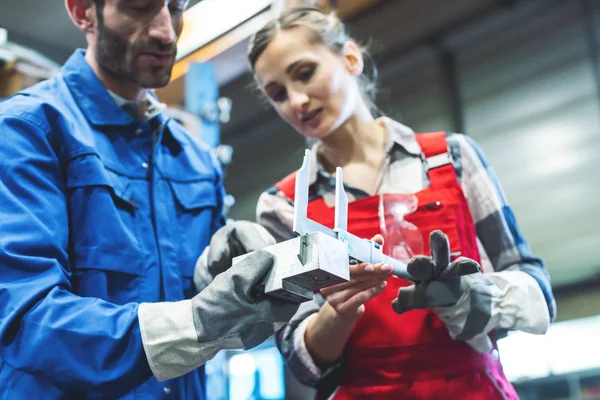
[{"x1": 177, "y1": 0, "x2": 273, "y2": 61}]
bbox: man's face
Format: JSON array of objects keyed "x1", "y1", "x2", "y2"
[{"x1": 93, "y1": 0, "x2": 187, "y2": 89}]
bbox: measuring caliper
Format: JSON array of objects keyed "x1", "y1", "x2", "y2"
[{"x1": 235, "y1": 149, "x2": 413, "y2": 303}]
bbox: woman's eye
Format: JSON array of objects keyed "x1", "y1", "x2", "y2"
[
  {"x1": 271, "y1": 89, "x2": 287, "y2": 103},
  {"x1": 298, "y1": 66, "x2": 315, "y2": 82}
]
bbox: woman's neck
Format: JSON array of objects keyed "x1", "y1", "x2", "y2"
[{"x1": 318, "y1": 113, "x2": 387, "y2": 173}]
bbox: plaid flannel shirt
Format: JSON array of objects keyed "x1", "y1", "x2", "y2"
[{"x1": 256, "y1": 117, "x2": 555, "y2": 387}]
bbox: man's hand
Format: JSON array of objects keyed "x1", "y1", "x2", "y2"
[
  {"x1": 139, "y1": 249, "x2": 300, "y2": 382},
  {"x1": 192, "y1": 249, "x2": 299, "y2": 350},
  {"x1": 195, "y1": 221, "x2": 276, "y2": 291},
  {"x1": 207, "y1": 221, "x2": 276, "y2": 276}
]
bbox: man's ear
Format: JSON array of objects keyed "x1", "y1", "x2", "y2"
[
  {"x1": 342, "y1": 41, "x2": 365, "y2": 78},
  {"x1": 65, "y1": 0, "x2": 97, "y2": 33}
]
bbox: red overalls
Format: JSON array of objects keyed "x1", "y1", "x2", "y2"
[{"x1": 275, "y1": 132, "x2": 518, "y2": 399}]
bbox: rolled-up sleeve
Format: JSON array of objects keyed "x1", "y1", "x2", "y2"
[
  {"x1": 256, "y1": 189, "x2": 296, "y2": 243},
  {"x1": 455, "y1": 134, "x2": 556, "y2": 322},
  {"x1": 0, "y1": 111, "x2": 151, "y2": 394}
]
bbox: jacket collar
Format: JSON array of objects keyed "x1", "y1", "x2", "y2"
[{"x1": 62, "y1": 49, "x2": 134, "y2": 126}]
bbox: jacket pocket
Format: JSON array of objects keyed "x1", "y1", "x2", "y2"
[
  {"x1": 168, "y1": 177, "x2": 219, "y2": 298},
  {"x1": 66, "y1": 154, "x2": 144, "y2": 304}
]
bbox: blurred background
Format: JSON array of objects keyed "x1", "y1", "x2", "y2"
[{"x1": 1, "y1": 0, "x2": 599, "y2": 398}]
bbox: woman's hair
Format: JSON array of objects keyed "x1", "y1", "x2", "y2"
[{"x1": 247, "y1": 7, "x2": 380, "y2": 112}]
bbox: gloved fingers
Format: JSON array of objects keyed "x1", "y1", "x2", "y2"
[
  {"x1": 392, "y1": 284, "x2": 427, "y2": 314},
  {"x1": 240, "y1": 300, "x2": 300, "y2": 349},
  {"x1": 230, "y1": 221, "x2": 276, "y2": 253},
  {"x1": 443, "y1": 257, "x2": 481, "y2": 278},
  {"x1": 392, "y1": 280, "x2": 462, "y2": 314},
  {"x1": 424, "y1": 280, "x2": 463, "y2": 307},
  {"x1": 406, "y1": 255, "x2": 435, "y2": 282},
  {"x1": 230, "y1": 249, "x2": 275, "y2": 290},
  {"x1": 429, "y1": 230, "x2": 450, "y2": 278},
  {"x1": 264, "y1": 299, "x2": 302, "y2": 322},
  {"x1": 207, "y1": 227, "x2": 233, "y2": 274},
  {"x1": 208, "y1": 222, "x2": 276, "y2": 275}
]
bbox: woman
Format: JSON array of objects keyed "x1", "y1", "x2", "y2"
[{"x1": 248, "y1": 7, "x2": 555, "y2": 399}]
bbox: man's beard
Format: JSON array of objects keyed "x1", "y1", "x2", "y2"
[{"x1": 95, "y1": 20, "x2": 176, "y2": 89}]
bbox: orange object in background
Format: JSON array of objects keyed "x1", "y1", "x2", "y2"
[{"x1": 0, "y1": 66, "x2": 22, "y2": 99}]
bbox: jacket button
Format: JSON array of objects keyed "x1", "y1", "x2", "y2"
[
  {"x1": 142, "y1": 162, "x2": 149, "y2": 169},
  {"x1": 163, "y1": 386, "x2": 171, "y2": 395}
]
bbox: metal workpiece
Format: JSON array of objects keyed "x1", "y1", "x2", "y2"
[
  {"x1": 293, "y1": 150, "x2": 412, "y2": 281},
  {"x1": 235, "y1": 232, "x2": 350, "y2": 304},
  {"x1": 290, "y1": 232, "x2": 350, "y2": 290},
  {"x1": 239, "y1": 149, "x2": 414, "y2": 303}
]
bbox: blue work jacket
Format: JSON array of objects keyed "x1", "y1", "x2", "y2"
[{"x1": 0, "y1": 50, "x2": 225, "y2": 399}]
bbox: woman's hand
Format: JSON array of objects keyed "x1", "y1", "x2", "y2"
[
  {"x1": 320, "y1": 260, "x2": 393, "y2": 321},
  {"x1": 304, "y1": 235, "x2": 394, "y2": 367},
  {"x1": 319, "y1": 234, "x2": 393, "y2": 321}
]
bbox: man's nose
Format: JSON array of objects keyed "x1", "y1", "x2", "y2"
[{"x1": 148, "y1": 6, "x2": 177, "y2": 46}]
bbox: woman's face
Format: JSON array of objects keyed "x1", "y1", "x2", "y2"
[{"x1": 253, "y1": 28, "x2": 364, "y2": 140}]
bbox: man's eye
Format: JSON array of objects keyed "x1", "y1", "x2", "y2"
[
  {"x1": 169, "y1": 0, "x2": 187, "y2": 12},
  {"x1": 129, "y1": 2, "x2": 152, "y2": 12}
]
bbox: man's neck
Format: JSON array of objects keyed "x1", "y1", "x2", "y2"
[{"x1": 84, "y1": 49, "x2": 147, "y2": 101}]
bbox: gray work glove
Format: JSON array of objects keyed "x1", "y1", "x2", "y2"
[
  {"x1": 194, "y1": 221, "x2": 276, "y2": 291},
  {"x1": 192, "y1": 249, "x2": 298, "y2": 350},
  {"x1": 139, "y1": 249, "x2": 299, "y2": 381},
  {"x1": 392, "y1": 230, "x2": 481, "y2": 314},
  {"x1": 391, "y1": 231, "x2": 551, "y2": 354}
]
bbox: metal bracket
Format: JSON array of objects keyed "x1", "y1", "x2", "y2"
[
  {"x1": 292, "y1": 149, "x2": 411, "y2": 280},
  {"x1": 233, "y1": 231, "x2": 349, "y2": 304},
  {"x1": 235, "y1": 149, "x2": 413, "y2": 303}
]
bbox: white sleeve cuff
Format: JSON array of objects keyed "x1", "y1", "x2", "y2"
[
  {"x1": 435, "y1": 270, "x2": 550, "y2": 343},
  {"x1": 139, "y1": 300, "x2": 204, "y2": 382},
  {"x1": 490, "y1": 270, "x2": 550, "y2": 334},
  {"x1": 138, "y1": 300, "x2": 245, "y2": 382},
  {"x1": 293, "y1": 313, "x2": 323, "y2": 378}
]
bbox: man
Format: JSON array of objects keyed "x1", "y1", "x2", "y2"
[{"x1": 0, "y1": 0, "x2": 298, "y2": 398}]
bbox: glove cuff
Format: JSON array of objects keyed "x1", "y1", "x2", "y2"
[
  {"x1": 435, "y1": 270, "x2": 551, "y2": 342},
  {"x1": 138, "y1": 300, "x2": 205, "y2": 381},
  {"x1": 139, "y1": 300, "x2": 247, "y2": 382}
]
